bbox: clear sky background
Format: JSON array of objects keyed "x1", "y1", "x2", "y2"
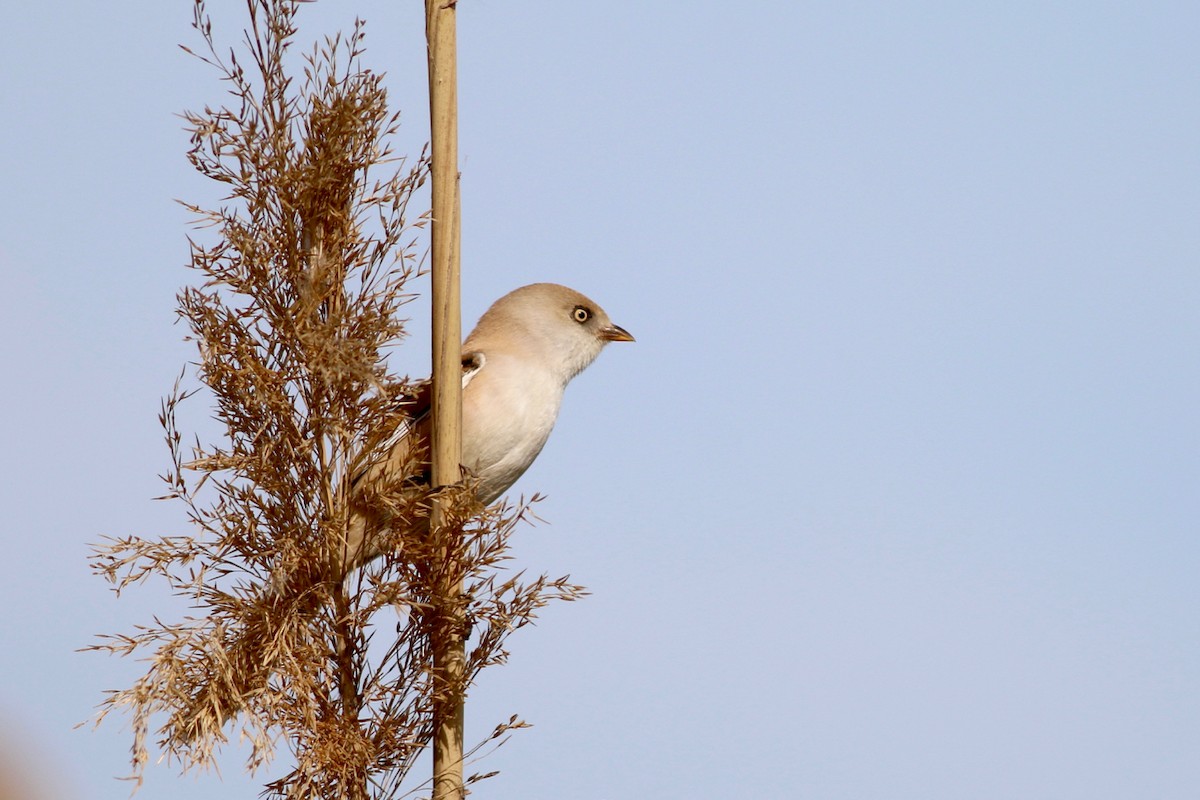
[{"x1": 1, "y1": 2, "x2": 1197, "y2": 798}]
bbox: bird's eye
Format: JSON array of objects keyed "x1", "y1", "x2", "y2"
[{"x1": 572, "y1": 306, "x2": 591, "y2": 323}]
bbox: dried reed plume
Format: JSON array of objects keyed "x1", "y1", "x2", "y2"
[{"x1": 87, "y1": 2, "x2": 585, "y2": 797}]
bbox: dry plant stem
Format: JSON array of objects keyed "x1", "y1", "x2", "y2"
[
  {"x1": 305, "y1": 197, "x2": 367, "y2": 800},
  {"x1": 85, "y1": 3, "x2": 589, "y2": 797},
  {"x1": 425, "y1": 0, "x2": 466, "y2": 799}
]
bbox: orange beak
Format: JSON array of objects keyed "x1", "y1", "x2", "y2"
[{"x1": 599, "y1": 324, "x2": 635, "y2": 343}]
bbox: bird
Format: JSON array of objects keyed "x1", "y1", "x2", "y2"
[
  {"x1": 174, "y1": 282, "x2": 633, "y2": 743},
  {"x1": 339, "y1": 281, "x2": 634, "y2": 571}
]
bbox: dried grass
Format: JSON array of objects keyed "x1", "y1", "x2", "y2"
[{"x1": 86, "y1": 3, "x2": 586, "y2": 797}]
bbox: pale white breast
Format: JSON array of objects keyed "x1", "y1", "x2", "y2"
[{"x1": 461, "y1": 352, "x2": 565, "y2": 504}]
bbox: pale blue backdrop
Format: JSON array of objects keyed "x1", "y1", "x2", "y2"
[{"x1": 1, "y1": 2, "x2": 1197, "y2": 798}]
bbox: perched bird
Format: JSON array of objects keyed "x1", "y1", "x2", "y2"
[
  {"x1": 176, "y1": 283, "x2": 633, "y2": 743},
  {"x1": 340, "y1": 282, "x2": 634, "y2": 569}
]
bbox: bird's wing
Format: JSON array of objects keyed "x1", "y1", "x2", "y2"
[
  {"x1": 352, "y1": 350, "x2": 486, "y2": 490},
  {"x1": 461, "y1": 350, "x2": 485, "y2": 388}
]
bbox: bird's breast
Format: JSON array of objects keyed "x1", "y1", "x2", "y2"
[{"x1": 460, "y1": 358, "x2": 564, "y2": 504}]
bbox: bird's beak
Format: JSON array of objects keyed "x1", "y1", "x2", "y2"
[{"x1": 599, "y1": 323, "x2": 635, "y2": 343}]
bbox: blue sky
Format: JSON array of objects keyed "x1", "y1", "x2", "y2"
[{"x1": 1, "y1": 2, "x2": 1198, "y2": 798}]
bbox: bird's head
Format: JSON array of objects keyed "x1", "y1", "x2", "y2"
[{"x1": 466, "y1": 283, "x2": 634, "y2": 382}]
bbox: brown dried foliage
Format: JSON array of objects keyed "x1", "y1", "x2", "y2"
[{"x1": 86, "y1": 2, "x2": 585, "y2": 797}]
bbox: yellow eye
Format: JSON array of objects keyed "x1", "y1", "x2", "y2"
[{"x1": 572, "y1": 306, "x2": 591, "y2": 323}]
